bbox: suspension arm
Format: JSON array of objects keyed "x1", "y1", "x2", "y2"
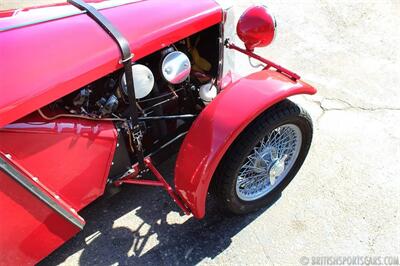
[{"x1": 114, "y1": 157, "x2": 191, "y2": 215}]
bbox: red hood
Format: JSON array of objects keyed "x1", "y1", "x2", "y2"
[{"x1": 0, "y1": 0, "x2": 222, "y2": 128}]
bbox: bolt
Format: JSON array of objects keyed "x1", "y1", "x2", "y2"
[
  {"x1": 127, "y1": 169, "x2": 135, "y2": 174},
  {"x1": 165, "y1": 67, "x2": 172, "y2": 74}
]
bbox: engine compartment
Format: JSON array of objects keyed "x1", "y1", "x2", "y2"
[{"x1": 37, "y1": 24, "x2": 221, "y2": 178}]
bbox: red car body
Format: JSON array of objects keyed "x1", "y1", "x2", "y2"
[{"x1": 0, "y1": 1, "x2": 316, "y2": 264}]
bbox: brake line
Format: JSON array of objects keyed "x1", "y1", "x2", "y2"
[{"x1": 38, "y1": 109, "x2": 126, "y2": 122}]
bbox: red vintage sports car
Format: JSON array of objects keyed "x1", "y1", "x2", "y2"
[{"x1": 0, "y1": 0, "x2": 316, "y2": 264}]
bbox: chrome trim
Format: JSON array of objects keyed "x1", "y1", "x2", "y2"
[
  {"x1": 217, "y1": 22, "x2": 225, "y2": 89},
  {"x1": 262, "y1": 4, "x2": 278, "y2": 44},
  {"x1": 218, "y1": 2, "x2": 235, "y2": 83},
  {"x1": 0, "y1": 10, "x2": 85, "y2": 32},
  {"x1": 213, "y1": 0, "x2": 233, "y2": 10},
  {"x1": 0, "y1": 156, "x2": 84, "y2": 229},
  {"x1": 0, "y1": 0, "x2": 141, "y2": 32}
]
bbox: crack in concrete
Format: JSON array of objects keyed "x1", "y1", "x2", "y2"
[
  {"x1": 306, "y1": 97, "x2": 400, "y2": 123},
  {"x1": 319, "y1": 97, "x2": 400, "y2": 112}
]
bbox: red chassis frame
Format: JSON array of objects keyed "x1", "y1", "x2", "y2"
[
  {"x1": 112, "y1": 44, "x2": 316, "y2": 219},
  {"x1": 0, "y1": 57, "x2": 316, "y2": 266}
]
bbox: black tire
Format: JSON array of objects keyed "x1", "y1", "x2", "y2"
[{"x1": 212, "y1": 99, "x2": 313, "y2": 215}]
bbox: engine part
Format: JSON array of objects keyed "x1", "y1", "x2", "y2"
[
  {"x1": 121, "y1": 64, "x2": 155, "y2": 99},
  {"x1": 199, "y1": 82, "x2": 218, "y2": 105},
  {"x1": 73, "y1": 88, "x2": 91, "y2": 107},
  {"x1": 100, "y1": 95, "x2": 119, "y2": 115},
  {"x1": 161, "y1": 51, "x2": 191, "y2": 84}
]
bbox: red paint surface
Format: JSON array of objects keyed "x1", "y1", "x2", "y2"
[
  {"x1": 0, "y1": 151, "x2": 86, "y2": 226},
  {"x1": 237, "y1": 6, "x2": 276, "y2": 51},
  {"x1": 0, "y1": 114, "x2": 117, "y2": 211},
  {"x1": 0, "y1": 114, "x2": 117, "y2": 264},
  {"x1": 0, "y1": 167, "x2": 81, "y2": 265},
  {"x1": 0, "y1": 0, "x2": 222, "y2": 128},
  {"x1": 174, "y1": 70, "x2": 317, "y2": 218}
]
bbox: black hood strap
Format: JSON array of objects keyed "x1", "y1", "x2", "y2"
[{"x1": 68, "y1": 0, "x2": 145, "y2": 170}]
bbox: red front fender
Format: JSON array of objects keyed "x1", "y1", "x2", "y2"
[{"x1": 174, "y1": 69, "x2": 316, "y2": 218}]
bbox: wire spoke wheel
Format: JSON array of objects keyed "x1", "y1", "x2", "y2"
[
  {"x1": 213, "y1": 100, "x2": 313, "y2": 215},
  {"x1": 235, "y1": 124, "x2": 302, "y2": 201}
]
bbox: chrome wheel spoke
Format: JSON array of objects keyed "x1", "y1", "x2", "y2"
[{"x1": 235, "y1": 124, "x2": 302, "y2": 201}]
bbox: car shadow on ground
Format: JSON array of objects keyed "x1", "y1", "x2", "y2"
[{"x1": 40, "y1": 158, "x2": 280, "y2": 266}]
